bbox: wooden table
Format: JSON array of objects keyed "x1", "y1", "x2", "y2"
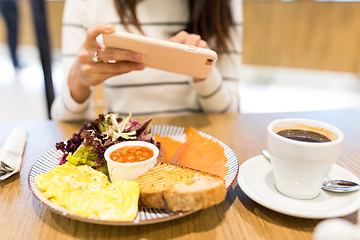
[{"x1": 1, "y1": 109, "x2": 360, "y2": 240}]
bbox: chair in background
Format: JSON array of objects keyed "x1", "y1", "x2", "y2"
[
  {"x1": 0, "y1": 0, "x2": 19, "y2": 68},
  {"x1": 30, "y1": 0, "x2": 54, "y2": 119}
]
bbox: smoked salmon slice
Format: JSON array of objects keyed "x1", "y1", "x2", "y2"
[
  {"x1": 155, "y1": 127, "x2": 228, "y2": 178},
  {"x1": 154, "y1": 134, "x2": 183, "y2": 162}
]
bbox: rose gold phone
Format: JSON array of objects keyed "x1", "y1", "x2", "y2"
[{"x1": 103, "y1": 32, "x2": 217, "y2": 79}]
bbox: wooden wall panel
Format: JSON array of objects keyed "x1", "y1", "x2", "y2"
[
  {"x1": 242, "y1": 1, "x2": 360, "y2": 74},
  {"x1": 1, "y1": 1, "x2": 359, "y2": 74}
]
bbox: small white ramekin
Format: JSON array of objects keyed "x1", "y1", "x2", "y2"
[{"x1": 104, "y1": 141, "x2": 159, "y2": 182}]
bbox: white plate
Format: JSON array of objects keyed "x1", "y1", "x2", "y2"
[
  {"x1": 238, "y1": 155, "x2": 360, "y2": 219},
  {"x1": 28, "y1": 125, "x2": 239, "y2": 225}
]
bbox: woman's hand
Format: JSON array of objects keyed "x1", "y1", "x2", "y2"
[
  {"x1": 168, "y1": 31, "x2": 208, "y2": 49},
  {"x1": 68, "y1": 23, "x2": 145, "y2": 103},
  {"x1": 169, "y1": 31, "x2": 209, "y2": 82}
]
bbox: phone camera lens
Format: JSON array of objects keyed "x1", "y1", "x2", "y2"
[{"x1": 206, "y1": 59, "x2": 213, "y2": 66}]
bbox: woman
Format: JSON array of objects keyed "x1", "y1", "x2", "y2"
[{"x1": 51, "y1": 0, "x2": 243, "y2": 121}]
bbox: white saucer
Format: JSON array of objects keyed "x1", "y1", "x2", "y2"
[{"x1": 238, "y1": 155, "x2": 360, "y2": 219}]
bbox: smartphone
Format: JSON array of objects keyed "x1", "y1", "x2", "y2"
[{"x1": 102, "y1": 32, "x2": 217, "y2": 79}]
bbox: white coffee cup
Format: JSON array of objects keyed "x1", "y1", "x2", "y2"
[{"x1": 267, "y1": 118, "x2": 344, "y2": 199}]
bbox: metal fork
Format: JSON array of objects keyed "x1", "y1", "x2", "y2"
[{"x1": 0, "y1": 162, "x2": 12, "y2": 175}]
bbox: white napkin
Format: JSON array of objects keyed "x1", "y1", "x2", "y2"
[{"x1": 0, "y1": 127, "x2": 27, "y2": 181}]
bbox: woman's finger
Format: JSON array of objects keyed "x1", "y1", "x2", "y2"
[
  {"x1": 198, "y1": 39, "x2": 208, "y2": 49},
  {"x1": 84, "y1": 23, "x2": 115, "y2": 49},
  {"x1": 184, "y1": 34, "x2": 201, "y2": 47},
  {"x1": 169, "y1": 31, "x2": 208, "y2": 49},
  {"x1": 75, "y1": 61, "x2": 144, "y2": 88},
  {"x1": 96, "y1": 48, "x2": 142, "y2": 63},
  {"x1": 82, "y1": 61, "x2": 145, "y2": 75},
  {"x1": 168, "y1": 31, "x2": 189, "y2": 44},
  {"x1": 78, "y1": 47, "x2": 142, "y2": 66}
]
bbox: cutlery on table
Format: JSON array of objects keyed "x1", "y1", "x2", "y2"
[{"x1": 0, "y1": 127, "x2": 27, "y2": 181}]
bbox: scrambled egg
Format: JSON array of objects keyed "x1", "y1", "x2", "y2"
[{"x1": 35, "y1": 163, "x2": 139, "y2": 221}]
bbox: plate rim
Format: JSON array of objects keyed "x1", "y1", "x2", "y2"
[{"x1": 28, "y1": 124, "x2": 239, "y2": 225}]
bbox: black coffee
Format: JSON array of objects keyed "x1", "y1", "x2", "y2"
[{"x1": 276, "y1": 129, "x2": 332, "y2": 143}]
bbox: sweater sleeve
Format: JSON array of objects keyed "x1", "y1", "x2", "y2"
[
  {"x1": 192, "y1": 0, "x2": 242, "y2": 113},
  {"x1": 50, "y1": 0, "x2": 96, "y2": 121}
]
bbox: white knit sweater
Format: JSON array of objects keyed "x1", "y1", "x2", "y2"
[{"x1": 51, "y1": 0, "x2": 243, "y2": 121}]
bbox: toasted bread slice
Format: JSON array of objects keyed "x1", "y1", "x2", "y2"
[{"x1": 134, "y1": 162, "x2": 227, "y2": 212}]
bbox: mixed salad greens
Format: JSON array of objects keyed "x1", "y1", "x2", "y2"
[{"x1": 55, "y1": 113, "x2": 157, "y2": 174}]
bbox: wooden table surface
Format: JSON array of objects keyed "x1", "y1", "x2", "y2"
[{"x1": 1, "y1": 109, "x2": 360, "y2": 240}]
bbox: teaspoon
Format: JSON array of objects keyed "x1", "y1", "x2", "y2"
[{"x1": 261, "y1": 149, "x2": 360, "y2": 193}]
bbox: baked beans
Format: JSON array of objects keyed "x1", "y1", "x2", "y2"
[{"x1": 109, "y1": 146, "x2": 154, "y2": 163}]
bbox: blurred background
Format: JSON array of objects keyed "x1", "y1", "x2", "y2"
[{"x1": 0, "y1": 0, "x2": 360, "y2": 122}]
